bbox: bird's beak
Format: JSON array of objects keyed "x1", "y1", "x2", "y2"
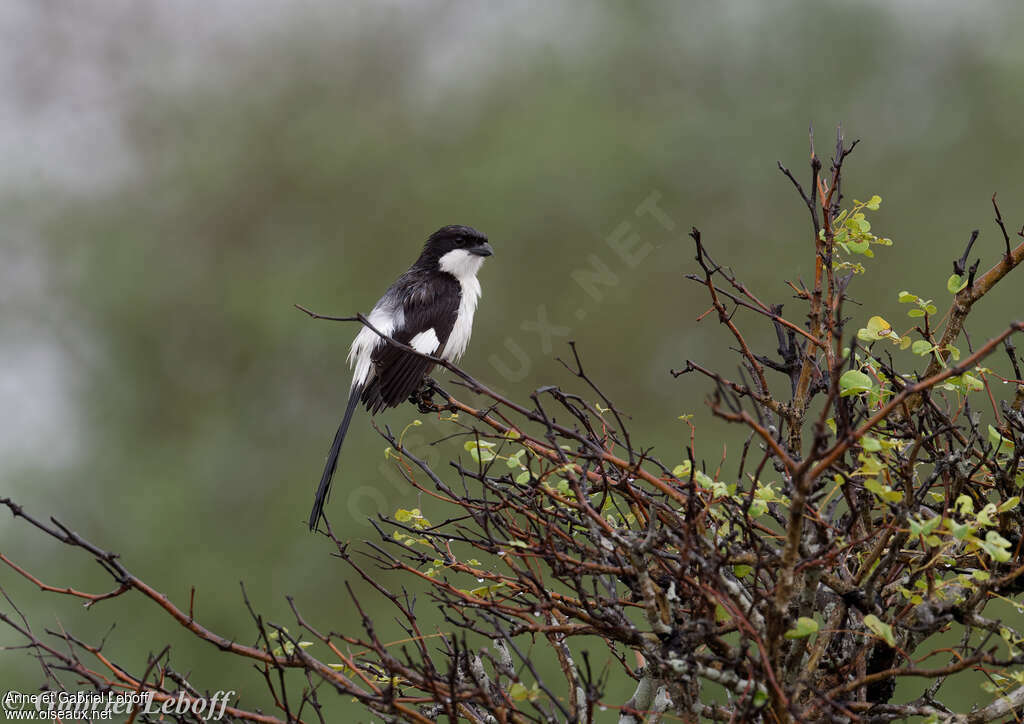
[{"x1": 470, "y1": 242, "x2": 494, "y2": 257}]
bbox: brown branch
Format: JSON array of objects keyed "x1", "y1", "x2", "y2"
[
  {"x1": 908, "y1": 229, "x2": 1024, "y2": 412},
  {"x1": 809, "y1": 321, "x2": 1023, "y2": 482},
  {"x1": 688, "y1": 228, "x2": 771, "y2": 400},
  {"x1": 0, "y1": 552, "x2": 129, "y2": 607}
]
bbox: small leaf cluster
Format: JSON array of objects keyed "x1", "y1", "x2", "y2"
[{"x1": 829, "y1": 194, "x2": 892, "y2": 274}]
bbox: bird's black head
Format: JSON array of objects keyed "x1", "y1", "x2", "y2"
[{"x1": 417, "y1": 225, "x2": 493, "y2": 276}]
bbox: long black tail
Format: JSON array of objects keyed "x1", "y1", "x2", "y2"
[{"x1": 309, "y1": 382, "x2": 363, "y2": 531}]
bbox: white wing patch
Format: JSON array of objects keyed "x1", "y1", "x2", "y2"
[
  {"x1": 409, "y1": 328, "x2": 440, "y2": 354},
  {"x1": 348, "y1": 304, "x2": 402, "y2": 387},
  {"x1": 438, "y1": 249, "x2": 483, "y2": 362}
]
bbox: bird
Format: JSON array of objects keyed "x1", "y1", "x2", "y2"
[{"x1": 309, "y1": 225, "x2": 493, "y2": 530}]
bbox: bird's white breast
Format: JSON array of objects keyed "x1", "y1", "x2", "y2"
[{"x1": 438, "y1": 249, "x2": 483, "y2": 362}]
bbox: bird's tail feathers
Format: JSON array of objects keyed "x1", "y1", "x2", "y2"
[{"x1": 309, "y1": 382, "x2": 363, "y2": 531}]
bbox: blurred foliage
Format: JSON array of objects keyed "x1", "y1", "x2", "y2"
[{"x1": 3, "y1": 1, "x2": 1024, "y2": 718}]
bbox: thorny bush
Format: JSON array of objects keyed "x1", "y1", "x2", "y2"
[{"x1": 3, "y1": 129, "x2": 1024, "y2": 723}]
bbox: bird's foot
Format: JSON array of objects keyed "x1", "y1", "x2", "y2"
[
  {"x1": 411, "y1": 377, "x2": 440, "y2": 413},
  {"x1": 410, "y1": 377, "x2": 452, "y2": 414}
]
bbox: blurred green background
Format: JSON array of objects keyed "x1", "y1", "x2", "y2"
[{"x1": 2, "y1": 1, "x2": 1023, "y2": 720}]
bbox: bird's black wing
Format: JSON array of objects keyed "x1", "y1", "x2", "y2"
[{"x1": 361, "y1": 273, "x2": 461, "y2": 414}]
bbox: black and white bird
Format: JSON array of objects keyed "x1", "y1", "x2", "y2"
[{"x1": 309, "y1": 225, "x2": 493, "y2": 530}]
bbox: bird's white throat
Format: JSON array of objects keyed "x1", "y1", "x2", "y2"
[{"x1": 438, "y1": 248, "x2": 485, "y2": 280}]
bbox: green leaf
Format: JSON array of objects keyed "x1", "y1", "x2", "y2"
[
  {"x1": 508, "y1": 682, "x2": 530, "y2": 701},
  {"x1": 947, "y1": 274, "x2": 967, "y2": 293},
  {"x1": 982, "y1": 531, "x2": 1012, "y2": 562},
  {"x1": 997, "y1": 496, "x2": 1020, "y2": 513},
  {"x1": 941, "y1": 375, "x2": 962, "y2": 392},
  {"x1": 988, "y1": 425, "x2": 1015, "y2": 453},
  {"x1": 925, "y1": 304, "x2": 938, "y2": 315},
  {"x1": 733, "y1": 564, "x2": 752, "y2": 578},
  {"x1": 464, "y1": 439, "x2": 496, "y2": 462},
  {"x1": 977, "y1": 503, "x2": 998, "y2": 527},
  {"x1": 464, "y1": 439, "x2": 495, "y2": 451},
  {"x1": 865, "y1": 478, "x2": 903, "y2": 503},
  {"x1": 863, "y1": 614, "x2": 896, "y2": 647},
  {"x1": 947, "y1": 520, "x2": 971, "y2": 540},
  {"x1": 866, "y1": 194, "x2": 882, "y2": 210},
  {"x1": 961, "y1": 373, "x2": 984, "y2": 392},
  {"x1": 908, "y1": 308, "x2": 926, "y2": 318},
  {"x1": 861, "y1": 435, "x2": 882, "y2": 452},
  {"x1": 858, "y1": 315, "x2": 892, "y2": 341},
  {"x1": 785, "y1": 617, "x2": 820, "y2": 639},
  {"x1": 909, "y1": 515, "x2": 941, "y2": 537},
  {"x1": 858, "y1": 453, "x2": 883, "y2": 475},
  {"x1": 911, "y1": 340, "x2": 932, "y2": 356},
  {"x1": 898, "y1": 291, "x2": 918, "y2": 303},
  {"x1": 672, "y1": 461, "x2": 692, "y2": 478},
  {"x1": 947, "y1": 344, "x2": 961, "y2": 361},
  {"x1": 839, "y1": 370, "x2": 873, "y2": 397}
]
